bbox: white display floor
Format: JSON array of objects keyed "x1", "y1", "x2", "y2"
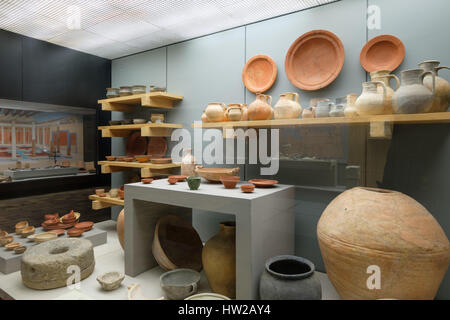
[{"x1": 0, "y1": 220, "x2": 341, "y2": 300}]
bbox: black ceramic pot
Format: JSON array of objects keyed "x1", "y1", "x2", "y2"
[{"x1": 259, "y1": 255, "x2": 322, "y2": 300}]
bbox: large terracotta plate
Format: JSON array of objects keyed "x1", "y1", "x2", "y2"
[
  {"x1": 147, "y1": 137, "x2": 167, "y2": 158},
  {"x1": 242, "y1": 54, "x2": 277, "y2": 93},
  {"x1": 360, "y1": 34, "x2": 405, "y2": 72},
  {"x1": 126, "y1": 131, "x2": 147, "y2": 156},
  {"x1": 285, "y1": 30, "x2": 345, "y2": 91},
  {"x1": 248, "y1": 179, "x2": 278, "y2": 188}
]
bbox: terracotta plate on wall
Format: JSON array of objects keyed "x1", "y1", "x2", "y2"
[
  {"x1": 147, "y1": 137, "x2": 167, "y2": 158},
  {"x1": 360, "y1": 34, "x2": 405, "y2": 72},
  {"x1": 126, "y1": 131, "x2": 147, "y2": 156},
  {"x1": 242, "y1": 54, "x2": 277, "y2": 93},
  {"x1": 285, "y1": 30, "x2": 345, "y2": 91}
]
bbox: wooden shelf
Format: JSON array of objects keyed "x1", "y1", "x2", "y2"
[
  {"x1": 98, "y1": 92, "x2": 183, "y2": 112},
  {"x1": 98, "y1": 123, "x2": 183, "y2": 137},
  {"x1": 98, "y1": 161, "x2": 180, "y2": 178},
  {"x1": 89, "y1": 194, "x2": 124, "y2": 210}
]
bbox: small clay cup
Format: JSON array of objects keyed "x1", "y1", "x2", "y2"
[
  {"x1": 109, "y1": 189, "x2": 119, "y2": 198},
  {"x1": 14, "y1": 246, "x2": 26, "y2": 254},
  {"x1": 241, "y1": 184, "x2": 255, "y2": 193},
  {"x1": 0, "y1": 236, "x2": 14, "y2": 246},
  {"x1": 141, "y1": 178, "x2": 153, "y2": 184},
  {"x1": 220, "y1": 176, "x2": 240, "y2": 189},
  {"x1": 187, "y1": 176, "x2": 201, "y2": 190},
  {"x1": 168, "y1": 177, "x2": 178, "y2": 185}
]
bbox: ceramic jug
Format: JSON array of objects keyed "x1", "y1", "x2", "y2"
[
  {"x1": 181, "y1": 148, "x2": 196, "y2": 177},
  {"x1": 330, "y1": 99, "x2": 345, "y2": 117},
  {"x1": 241, "y1": 104, "x2": 248, "y2": 121},
  {"x1": 355, "y1": 81, "x2": 387, "y2": 116},
  {"x1": 418, "y1": 60, "x2": 450, "y2": 112},
  {"x1": 205, "y1": 102, "x2": 226, "y2": 122},
  {"x1": 225, "y1": 104, "x2": 243, "y2": 121},
  {"x1": 316, "y1": 100, "x2": 334, "y2": 118},
  {"x1": 274, "y1": 92, "x2": 302, "y2": 119},
  {"x1": 370, "y1": 70, "x2": 400, "y2": 114},
  {"x1": 248, "y1": 94, "x2": 273, "y2": 120},
  {"x1": 392, "y1": 69, "x2": 436, "y2": 114},
  {"x1": 344, "y1": 94, "x2": 358, "y2": 117}
]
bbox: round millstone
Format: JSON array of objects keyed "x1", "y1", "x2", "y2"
[{"x1": 21, "y1": 238, "x2": 95, "y2": 290}]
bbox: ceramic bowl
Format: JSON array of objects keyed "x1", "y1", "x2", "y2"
[
  {"x1": 74, "y1": 221, "x2": 94, "y2": 232},
  {"x1": 109, "y1": 189, "x2": 119, "y2": 198},
  {"x1": 14, "y1": 246, "x2": 26, "y2": 254},
  {"x1": 34, "y1": 232, "x2": 57, "y2": 244},
  {"x1": 168, "y1": 177, "x2": 178, "y2": 185},
  {"x1": 150, "y1": 86, "x2": 166, "y2": 92},
  {"x1": 106, "y1": 88, "x2": 120, "y2": 98},
  {"x1": 0, "y1": 236, "x2": 14, "y2": 246},
  {"x1": 95, "y1": 189, "x2": 105, "y2": 196},
  {"x1": 141, "y1": 178, "x2": 153, "y2": 184},
  {"x1": 106, "y1": 156, "x2": 116, "y2": 161},
  {"x1": 135, "y1": 155, "x2": 151, "y2": 163},
  {"x1": 133, "y1": 119, "x2": 146, "y2": 124},
  {"x1": 44, "y1": 213, "x2": 59, "y2": 221},
  {"x1": 5, "y1": 242, "x2": 21, "y2": 251},
  {"x1": 186, "y1": 177, "x2": 201, "y2": 190},
  {"x1": 160, "y1": 269, "x2": 201, "y2": 300},
  {"x1": 0, "y1": 230, "x2": 8, "y2": 238},
  {"x1": 241, "y1": 184, "x2": 255, "y2": 193},
  {"x1": 131, "y1": 85, "x2": 146, "y2": 95},
  {"x1": 43, "y1": 218, "x2": 59, "y2": 226},
  {"x1": 109, "y1": 120, "x2": 122, "y2": 126},
  {"x1": 123, "y1": 157, "x2": 134, "y2": 162},
  {"x1": 220, "y1": 176, "x2": 240, "y2": 189},
  {"x1": 68, "y1": 228, "x2": 84, "y2": 237},
  {"x1": 151, "y1": 113, "x2": 165, "y2": 123},
  {"x1": 151, "y1": 158, "x2": 172, "y2": 164},
  {"x1": 97, "y1": 271, "x2": 125, "y2": 291},
  {"x1": 49, "y1": 229, "x2": 66, "y2": 237},
  {"x1": 119, "y1": 86, "x2": 132, "y2": 96},
  {"x1": 21, "y1": 226, "x2": 35, "y2": 237},
  {"x1": 185, "y1": 293, "x2": 231, "y2": 300},
  {"x1": 15, "y1": 221, "x2": 28, "y2": 233}
]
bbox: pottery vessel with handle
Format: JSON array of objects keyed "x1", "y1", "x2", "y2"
[
  {"x1": 274, "y1": 92, "x2": 302, "y2": 119},
  {"x1": 205, "y1": 102, "x2": 226, "y2": 122},
  {"x1": 418, "y1": 60, "x2": 450, "y2": 112},
  {"x1": 370, "y1": 70, "x2": 400, "y2": 114},
  {"x1": 392, "y1": 69, "x2": 436, "y2": 114},
  {"x1": 355, "y1": 81, "x2": 387, "y2": 115},
  {"x1": 248, "y1": 94, "x2": 273, "y2": 120},
  {"x1": 225, "y1": 104, "x2": 243, "y2": 121}
]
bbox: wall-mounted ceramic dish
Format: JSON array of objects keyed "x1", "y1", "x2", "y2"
[
  {"x1": 126, "y1": 131, "x2": 147, "y2": 157},
  {"x1": 360, "y1": 34, "x2": 405, "y2": 72},
  {"x1": 248, "y1": 179, "x2": 278, "y2": 188},
  {"x1": 147, "y1": 137, "x2": 167, "y2": 158},
  {"x1": 242, "y1": 54, "x2": 277, "y2": 93},
  {"x1": 285, "y1": 30, "x2": 345, "y2": 91}
]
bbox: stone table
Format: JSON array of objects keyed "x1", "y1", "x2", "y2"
[{"x1": 124, "y1": 179, "x2": 295, "y2": 300}]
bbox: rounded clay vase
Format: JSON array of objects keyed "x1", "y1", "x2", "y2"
[
  {"x1": 117, "y1": 209, "x2": 124, "y2": 250},
  {"x1": 355, "y1": 81, "x2": 387, "y2": 116},
  {"x1": 205, "y1": 102, "x2": 226, "y2": 122},
  {"x1": 202, "y1": 221, "x2": 236, "y2": 299},
  {"x1": 225, "y1": 104, "x2": 244, "y2": 121},
  {"x1": 392, "y1": 69, "x2": 436, "y2": 114},
  {"x1": 248, "y1": 94, "x2": 273, "y2": 120},
  {"x1": 317, "y1": 187, "x2": 450, "y2": 300},
  {"x1": 418, "y1": 60, "x2": 450, "y2": 112},
  {"x1": 259, "y1": 255, "x2": 322, "y2": 300},
  {"x1": 370, "y1": 70, "x2": 401, "y2": 114},
  {"x1": 274, "y1": 92, "x2": 302, "y2": 119}
]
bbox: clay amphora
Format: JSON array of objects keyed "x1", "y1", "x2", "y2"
[
  {"x1": 355, "y1": 81, "x2": 387, "y2": 116},
  {"x1": 418, "y1": 60, "x2": 450, "y2": 112},
  {"x1": 392, "y1": 69, "x2": 436, "y2": 114},
  {"x1": 274, "y1": 92, "x2": 302, "y2": 119},
  {"x1": 205, "y1": 102, "x2": 226, "y2": 122},
  {"x1": 248, "y1": 94, "x2": 273, "y2": 120},
  {"x1": 370, "y1": 70, "x2": 400, "y2": 114}
]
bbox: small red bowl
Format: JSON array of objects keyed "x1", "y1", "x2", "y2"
[
  {"x1": 241, "y1": 184, "x2": 255, "y2": 193},
  {"x1": 168, "y1": 177, "x2": 178, "y2": 185},
  {"x1": 68, "y1": 228, "x2": 84, "y2": 237},
  {"x1": 220, "y1": 176, "x2": 240, "y2": 189},
  {"x1": 75, "y1": 221, "x2": 94, "y2": 232},
  {"x1": 45, "y1": 213, "x2": 59, "y2": 221},
  {"x1": 141, "y1": 178, "x2": 153, "y2": 184}
]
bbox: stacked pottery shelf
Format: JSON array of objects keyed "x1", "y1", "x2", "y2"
[{"x1": 92, "y1": 91, "x2": 184, "y2": 210}]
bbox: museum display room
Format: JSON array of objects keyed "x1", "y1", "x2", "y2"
[{"x1": 0, "y1": 0, "x2": 449, "y2": 305}]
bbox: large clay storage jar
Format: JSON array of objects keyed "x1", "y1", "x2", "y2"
[
  {"x1": 355, "y1": 81, "x2": 387, "y2": 115},
  {"x1": 248, "y1": 94, "x2": 273, "y2": 120},
  {"x1": 225, "y1": 104, "x2": 243, "y2": 121},
  {"x1": 418, "y1": 60, "x2": 450, "y2": 112},
  {"x1": 370, "y1": 70, "x2": 400, "y2": 114},
  {"x1": 344, "y1": 93, "x2": 358, "y2": 117},
  {"x1": 259, "y1": 255, "x2": 322, "y2": 300},
  {"x1": 205, "y1": 102, "x2": 226, "y2": 122},
  {"x1": 202, "y1": 221, "x2": 236, "y2": 299},
  {"x1": 317, "y1": 187, "x2": 450, "y2": 300},
  {"x1": 392, "y1": 69, "x2": 436, "y2": 114},
  {"x1": 273, "y1": 92, "x2": 302, "y2": 119}
]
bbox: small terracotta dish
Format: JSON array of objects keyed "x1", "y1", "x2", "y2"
[
  {"x1": 168, "y1": 177, "x2": 178, "y2": 185},
  {"x1": 141, "y1": 178, "x2": 153, "y2": 184},
  {"x1": 21, "y1": 226, "x2": 35, "y2": 237},
  {"x1": 5, "y1": 242, "x2": 21, "y2": 250},
  {"x1": 34, "y1": 232, "x2": 57, "y2": 243},
  {"x1": 95, "y1": 189, "x2": 105, "y2": 196},
  {"x1": 44, "y1": 213, "x2": 59, "y2": 221},
  {"x1": 106, "y1": 156, "x2": 116, "y2": 161},
  {"x1": 151, "y1": 158, "x2": 172, "y2": 164},
  {"x1": 49, "y1": 229, "x2": 66, "y2": 237},
  {"x1": 360, "y1": 34, "x2": 405, "y2": 72},
  {"x1": 220, "y1": 176, "x2": 240, "y2": 189},
  {"x1": 242, "y1": 54, "x2": 277, "y2": 93},
  {"x1": 99, "y1": 193, "x2": 107, "y2": 197},
  {"x1": 97, "y1": 271, "x2": 125, "y2": 291},
  {"x1": 14, "y1": 246, "x2": 26, "y2": 254},
  {"x1": 43, "y1": 218, "x2": 59, "y2": 226},
  {"x1": 124, "y1": 157, "x2": 134, "y2": 162},
  {"x1": 0, "y1": 236, "x2": 14, "y2": 246},
  {"x1": 135, "y1": 155, "x2": 151, "y2": 163},
  {"x1": 74, "y1": 221, "x2": 94, "y2": 232},
  {"x1": 60, "y1": 211, "x2": 80, "y2": 223},
  {"x1": 241, "y1": 184, "x2": 255, "y2": 193},
  {"x1": 248, "y1": 179, "x2": 278, "y2": 188},
  {"x1": 68, "y1": 228, "x2": 84, "y2": 237}
]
